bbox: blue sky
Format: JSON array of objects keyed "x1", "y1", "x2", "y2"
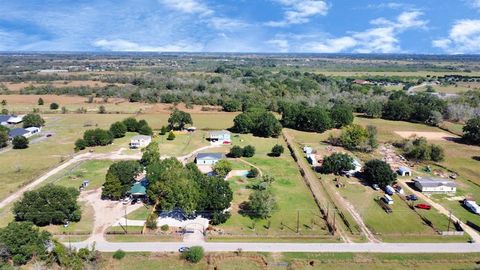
[{"x1": 1, "y1": 0, "x2": 480, "y2": 54}]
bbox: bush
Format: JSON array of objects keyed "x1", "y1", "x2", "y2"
[
  {"x1": 22, "y1": 113, "x2": 45, "y2": 128},
  {"x1": 109, "y1": 121, "x2": 127, "y2": 138},
  {"x1": 228, "y1": 146, "x2": 243, "y2": 158},
  {"x1": 112, "y1": 249, "x2": 126, "y2": 260},
  {"x1": 83, "y1": 128, "x2": 114, "y2": 147},
  {"x1": 270, "y1": 144, "x2": 284, "y2": 157},
  {"x1": 12, "y1": 136, "x2": 28, "y2": 149},
  {"x1": 182, "y1": 246, "x2": 204, "y2": 263},
  {"x1": 247, "y1": 167, "x2": 259, "y2": 178},
  {"x1": 74, "y1": 139, "x2": 87, "y2": 151},
  {"x1": 160, "y1": 125, "x2": 168, "y2": 135},
  {"x1": 210, "y1": 211, "x2": 231, "y2": 225},
  {"x1": 213, "y1": 159, "x2": 232, "y2": 177},
  {"x1": 37, "y1": 98, "x2": 44, "y2": 105},
  {"x1": 242, "y1": 145, "x2": 256, "y2": 157},
  {"x1": 167, "y1": 131, "x2": 176, "y2": 140},
  {"x1": 146, "y1": 213, "x2": 158, "y2": 230},
  {"x1": 160, "y1": 224, "x2": 169, "y2": 231},
  {"x1": 98, "y1": 105, "x2": 106, "y2": 114},
  {"x1": 50, "y1": 103, "x2": 59, "y2": 110}
]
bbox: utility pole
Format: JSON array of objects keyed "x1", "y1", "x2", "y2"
[
  {"x1": 296, "y1": 210, "x2": 300, "y2": 233},
  {"x1": 125, "y1": 205, "x2": 128, "y2": 234},
  {"x1": 447, "y1": 211, "x2": 452, "y2": 232}
]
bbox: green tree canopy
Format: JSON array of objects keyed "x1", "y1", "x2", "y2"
[
  {"x1": 22, "y1": 113, "x2": 45, "y2": 128},
  {"x1": 330, "y1": 103, "x2": 354, "y2": 128},
  {"x1": 0, "y1": 222, "x2": 52, "y2": 265},
  {"x1": 102, "y1": 160, "x2": 143, "y2": 200},
  {"x1": 320, "y1": 153, "x2": 355, "y2": 175},
  {"x1": 245, "y1": 189, "x2": 277, "y2": 219},
  {"x1": 13, "y1": 184, "x2": 81, "y2": 226},
  {"x1": 168, "y1": 109, "x2": 193, "y2": 130},
  {"x1": 270, "y1": 144, "x2": 284, "y2": 157},
  {"x1": 463, "y1": 116, "x2": 480, "y2": 145},
  {"x1": 140, "y1": 142, "x2": 160, "y2": 166},
  {"x1": 109, "y1": 121, "x2": 127, "y2": 138},
  {"x1": 363, "y1": 159, "x2": 397, "y2": 188},
  {"x1": 83, "y1": 128, "x2": 114, "y2": 146},
  {"x1": 12, "y1": 136, "x2": 29, "y2": 149},
  {"x1": 213, "y1": 159, "x2": 232, "y2": 177}
]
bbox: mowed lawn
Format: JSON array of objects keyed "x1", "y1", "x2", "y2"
[
  {"x1": 214, "y1": 134, "x2": 330, "y2": 238},
  {"x1": 0, "y1": 114, "x2": 129, "y2": 202},
  {"x1": 288, "y1": 119, "x2": 472, "y2": 242}
]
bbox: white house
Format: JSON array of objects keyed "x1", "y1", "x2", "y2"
[
  {"x1": 8, "y1": 128, "x2": 36, "y2": 139},
  {"x1": 195, "y1": 153, "x2": 224, "y2": 165},
  {"x1": 7, "y1": 115, "x2": 24, "y2": 124},
  {"x1": 303, "y1": 146, "x2": 313, "y2": 154},
  {"x1": 130, "y1": 135, "x2": 152, "y2": 149},
  {"x1": 208, "y1": 130, "x2": 231, "y2": 144},
  {"x1": 414, "y1": 177, "x2": 457, "y2": 194},
  {"x1": 25, "y1": 127, "x2": 41, "y2": 136}
]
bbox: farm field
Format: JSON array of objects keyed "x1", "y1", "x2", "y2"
[{"x1": 312, "y1": 70, "x2": 480, "y2": 77}]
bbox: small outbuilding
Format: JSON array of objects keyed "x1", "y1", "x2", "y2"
[
  {"x1": 397, "y1": 166, "x2": 412, "y2": 177},
  {"x1": 130, "y1": 135, "x2": 152, "y2": 149},
  {"x1": 208, "y1": 130, "x2": 231, "y2": 143},
  {"x1": 414, "y1": 177, "x2": 457, "y2": 194},
  {"x1": 7, "y1": 115, "x2": 24, "y2": 124},
  {"x1": 195, "y1": 153, "x2": 225, "y2": 165},
  {"x1": 128, "y1": 180, "x2": 148, "y2": 199},
  {"x1": 303, "y1": 146, "x2": 313, "y2": 154}
]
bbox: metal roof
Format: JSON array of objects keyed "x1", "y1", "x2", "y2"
[
  {"x1": 415, "y1": 177, "x2": 456, "y2": 188},
  {"x1": 0, "y1": 115, "x2": 10, "y2": 122},
  {"x1": 8, "y1": 128, "x2": 28, "y2": 138},
  {"x1": 398, "y1": 166, "x2": 411, "y2": 173},
  {"x1": 131, "y1": 135, "x2": 151, "y2": 141},
  {"x1": 196, "y1": 153, "x2": 224, "y2": 160},
  {"x1": 129, "y1": 181, "x2": 147, "y2": 195},
  {"x1": 209, "y1": 130, "x2": 231, "y2": 136}
]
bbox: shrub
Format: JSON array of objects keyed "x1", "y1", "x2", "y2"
[
  {"x1": 112, "y1": 249, "x2": 126, "y2": 260},
  {"x1": 270, "y1": 144, "x2": 284, "y2": 157},
  {"x1": 12, "y1": 136, "x2": 28, "y2": 149},
  {"x1": 247, "y1": 167, "x2": 259, "y2": 178},
  {"x1": 159, "y1": 125, "x2": 168, "y2": 135},
  {"x1": 167, "y1": 131, "x2": 176, "y2": 140},
  {"x1": 182, "y1": 246, "x2": 204, "y2": 263},
  {"x1": 74, "y1": 139, "x2": 87, "y2": 151},
  {"x1": 37, "y1": 98, "x2": 44, "y2": 105},
  {"x1": 98, "y1": 105, "x2": 106, "y2": 114},
  {"x1": 160, "y1": 224, "x2": 169, "y2": 231},
  {"x1": 463, "y1": 116, "x2": 480, "y2": 145},
  {"x1": 22, "y1": 113, "x2": 45, "y2": 128},
  {"x1": 228, "y1": 146, "x2": 243, "y2": 158},
  {"x1": 213, "y1": 159, "x2": 232, "y2": 177},
  {"x1": 50, "y1": 103, "x2": 59, "y2": 110},
  {"x1": 242, "y1": 145, "x2": 256, "y2": 157},
  {"x1": 83, "y1": 129, "x2": 114, "y2": 147},
  {"x1": 109, "y1": 121, "x2": 127, "y2": 138},
  {"x1": 146, "y1": 213, "x2": 158, "y2": 230}
]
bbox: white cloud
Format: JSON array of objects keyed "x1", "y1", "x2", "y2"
[
  {"x1": 266, "y1": 0, "x2": 329, "y2": 27},
  {"x1": 367, "y1": 2, "x2": 408, "y2": 10},
  {"x1": 93, "y1": 39, "x2": 203, "y2": 52},
  {"x1": 273, "y1": 11, "x2": 427, "y2": 53},
  {"x1": 207, "y1": 17, "x2": 249, "y2": 30},
  {"x1": 266, "y1": 39, "x2": 290, "y2": 52},
  {"x1": 470, "y1": 0, "x2": 480, "y2": 9},
  {"x1": 159, "y1": 0, "x2": 212, "y2": 16},
  {"x1": 433, "y1": 19, "x2": 480, "y2": 53}
]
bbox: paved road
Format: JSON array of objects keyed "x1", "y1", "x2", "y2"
[{"x1": 69, "y1": 241, "x2": 480, "y2": 253}]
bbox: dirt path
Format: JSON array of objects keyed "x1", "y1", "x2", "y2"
[
  {"x1": 398, "y1": 180, "x2": 480, "y2": 243},
  {"x1": 79, "y1": 189, "x2": 143, "y2": 242},
  {"x1": 283, "y1": 130, "x2": 379, "y2": 243},
  {"x1": 282, "y1": 131, "x2": 351, "y2": 243}
]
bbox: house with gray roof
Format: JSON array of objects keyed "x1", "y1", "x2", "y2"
[
  {"x1": 8, "y1": 128, "x2": 30, "y2": 139},
  {"x1": 208, "y1": 130, "x2": 231, "y2": 143},
  {"x1": 195, "y1": 153, "x2": 225, "y2": 165},
  {"x1": 414, "y1": 177, "x2": 456, "y2": 194}
]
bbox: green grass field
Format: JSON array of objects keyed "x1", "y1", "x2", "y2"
[{"x1": 212, "y1": 134, "x2": 332, "y2": 239}]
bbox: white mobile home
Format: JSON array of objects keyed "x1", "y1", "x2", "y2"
[
  {"x1": 414, "y1": 177, "x2": 457, "y2": 194},
  {"x1": 130, "y1": 135, "x2": 152, "y2": 149}
]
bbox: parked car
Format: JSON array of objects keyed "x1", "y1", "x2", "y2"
[
  {"x1": 63, "y1": 221, "x2": 70, "y2": 228},
  {"x1": 415, "y1": 204, "x2": 431, "y2": 210},
  {"x1": 406, "y1": 194, "x2": 418, "y2": 201},
  {"x1": 131, "y1": 198, "x2": 139, "y2": 205},
  {"x1": 383, "y1": 194, "x2": 394, "y2": 205},
  {"x1": 178, "y1": 247, "x2": 190, "y2": 253},
  {"x1": 385, "y1": 185, "x2": 395, "y2": 195},
  {"x1": 122, "y1": 197, "x2": 131, "y2": 205},
  {"x1": 372, "y1": 184, "x2": 380, "y2": 190},
  {"x1": 46, "y1": 134, "x2": 52, "y2": 137}
]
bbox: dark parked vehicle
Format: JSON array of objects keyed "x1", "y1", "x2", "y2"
[
  {"x1": 178, "y1": 247, "x2": 190, "y2": 253},
  {"x1": 406, "y1": 194, "x2": 418, "y2": 201}
]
